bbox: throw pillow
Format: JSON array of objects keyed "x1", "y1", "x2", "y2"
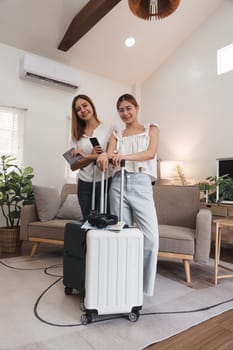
[
  {"x1": 33, "y1": 185, "x2": 61, "y2": 222},
  {"x1": 56, "y1": 194, "x2": 83, "y2": 220}
]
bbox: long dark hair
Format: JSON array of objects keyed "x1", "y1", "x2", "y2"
[
  {"x1": 71, "y1": 94, "x2": 100, "y2": 141},
  {"x1": 116, "y1": 93, "x2": 139, "y2": 110}
]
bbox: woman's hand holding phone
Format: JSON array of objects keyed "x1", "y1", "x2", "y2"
[{"x1": 90, "y1": 137, "x2": 103, "y2": 153}]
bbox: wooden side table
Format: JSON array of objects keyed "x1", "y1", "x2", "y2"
[{"x1": 213, "y1": 218, "x2": 233, "y2": 285}]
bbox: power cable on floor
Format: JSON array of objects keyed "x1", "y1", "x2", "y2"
[{"x1": 1, "y1": 259, "x2": 233, "y2": 328}]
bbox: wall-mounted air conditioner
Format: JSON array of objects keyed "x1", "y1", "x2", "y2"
[{"x1": 19, "y1": 53, "x2": 79, "y2": 92}]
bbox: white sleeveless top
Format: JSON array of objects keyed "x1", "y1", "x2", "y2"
[{"x1": 113, "y1": 123, "x2": 159, "y2": 181}]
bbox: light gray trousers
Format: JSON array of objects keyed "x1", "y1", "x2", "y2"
[{"x1": 110, "y1": 171, "x2": 159, "y2": 296}]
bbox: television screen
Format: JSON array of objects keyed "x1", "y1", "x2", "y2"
[{"x1": 216, "y1": 158, "x2": 233, "y2": 204}]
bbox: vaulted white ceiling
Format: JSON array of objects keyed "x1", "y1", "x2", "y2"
[{"x1": 0, "y1": 0, "x2": 224, "y2": 85}]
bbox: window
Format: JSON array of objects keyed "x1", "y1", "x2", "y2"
[
  {"x1": 217, "y1": 43, "x2": 233, "y2": 75},
  {"x1": 0, "y1": 105, "x2": 25, "y2": 165}
]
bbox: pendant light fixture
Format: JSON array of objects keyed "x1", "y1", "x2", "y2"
[{"x1": 128, "y1": 0, "x2": 181, "y2": 20}]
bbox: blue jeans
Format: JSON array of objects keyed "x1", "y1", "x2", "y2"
[{"x1": 110, "y1": 171, "x2": 159, "y2": 296}]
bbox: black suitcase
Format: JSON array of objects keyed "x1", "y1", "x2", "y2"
[
  {"x1": 63, "y1": 165, "x2": 112, "y2": 299},
  {"x1": 63, "y1": 221, "x2": 87, "y2": 297}
]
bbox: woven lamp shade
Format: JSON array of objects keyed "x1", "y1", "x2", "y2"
[{"x1": 128, "y1": 0, "x2": 181, "y2": 20}]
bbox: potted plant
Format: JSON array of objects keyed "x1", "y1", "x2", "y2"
[
  {"x1": 198, "y1": 174, "x2": 233, "y2": 203},
  {"x1": 0, "y1": 154, "x2": 34, "y2": 253}
]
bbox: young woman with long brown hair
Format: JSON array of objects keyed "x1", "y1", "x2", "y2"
[{"x1": 70, "y1": 94, "x2": 113, "y2": 220}]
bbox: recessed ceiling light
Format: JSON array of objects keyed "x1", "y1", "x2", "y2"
[{"x1": 125, "y1": 37, "x2": 135, "y2": 47}]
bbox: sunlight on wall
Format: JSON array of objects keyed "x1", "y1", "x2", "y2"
[
  {"x1": 160, "y1": 160, "x2": 184, "y2": 177},
  {"x1": 162, "y1": 123, "x2": 207, "y2": 160},
  {"x1": 158, "y1": 116, "x2": 212, "y2": 183},
  {"x1": 217, "y1": 43, "x2": 233, "y2": 75}
]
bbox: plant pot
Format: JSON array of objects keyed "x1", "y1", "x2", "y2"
[{"x1": 0, "y1": 227, "x2": 20, "y2": 253}]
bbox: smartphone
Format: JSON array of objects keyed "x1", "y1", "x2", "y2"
[{"x1": 90, "y1": 137, "x2": 100, "y2": 147}]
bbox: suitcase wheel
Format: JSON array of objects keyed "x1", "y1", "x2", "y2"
[
  {"x1": 80, "y1": 313, "x2": 92, "y2": 325},
  {"x1": 80, "y1": 300, "x2": 86, "y2": 312},
  {"x1": 64, "y1": 286, "x2": 73, "y2": 295},
  {"x1": 128, "y1": 311, "x2": 139, "y2": 322}
]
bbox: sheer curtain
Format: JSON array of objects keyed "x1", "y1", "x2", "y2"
[{"x1": 0, "y1": 105, "x2": 26, "y2": 166}]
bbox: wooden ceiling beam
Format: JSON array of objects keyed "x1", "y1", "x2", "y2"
[{"x1": 58, "y1": 0, "x2": 122, "y2": 52}]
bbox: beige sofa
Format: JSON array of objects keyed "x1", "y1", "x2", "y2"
[
  {"x1": 20, "y1": 183, "x2": 212, "y2": 283},
  {"x1": 20, "y1": 184, "x2": 79, "y2": 257}
]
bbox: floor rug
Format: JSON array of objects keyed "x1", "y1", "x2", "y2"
[{"x1": 1, "y1": 252, "x2": 233, "y2": 350}]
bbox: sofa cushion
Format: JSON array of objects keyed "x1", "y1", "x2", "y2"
[
  {"x1": 158, "y1": 224, "x2": 195, "y2": 255},
  {"x1": 56, "y1": 194, "x2": 83, "y2": 220},
  {"x1": 154, "y1": 185, "x2": 200, "y2": 229},
  {"x1": 61, "y1": 184, "x2": 77, "y2": 203},
  {"x1": 28, "y1": 219, "x2": 72, "y2": 240},
  {"x1": 33, "y1": 185, "x2": 61, "y2": 222}
]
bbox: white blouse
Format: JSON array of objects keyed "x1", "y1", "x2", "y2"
[
  {"x1": 113, "y1": 123, "x2": 159, "y2": 181},
  {"x1": 71, "y1": 123, "x2": 113, "y2": 182}
]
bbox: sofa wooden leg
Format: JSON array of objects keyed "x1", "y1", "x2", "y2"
[
  {"x1": 183, "y1": 259, "x2": 191, "y2": 283},
  {"x1": 30, "y1": 242, "x2": 39, "y2": 257}
]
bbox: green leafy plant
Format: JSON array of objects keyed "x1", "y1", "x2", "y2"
[
  {"x1": 215, "y1": 176, "x2": 233, "y2": 203},
  {"x1": 0, "y1": 154, "x2": 34, "y2": 228},
  {"x1": 198, "y1": 174, "x2": 233, "y2": 203},
  {"x1": 176, "y1": 165, "x2": 188, "y2": 186}
]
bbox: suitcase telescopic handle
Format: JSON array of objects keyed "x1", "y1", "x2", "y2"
[
  {"x1": 91, "y1": 161, "x2": 97, "y2": 211},
  {"x1": 91, "y1": 160, "x2": 109, "y2": 214},
  {"x1": 92, "y1": 159, "x2": 125, "y2": 220},
  {"x1": 119, "y1": 159, "x2": 125, "y2": 222},
  {"x1": 108, "y1": 159, "x2": 125, "y2": 222}
]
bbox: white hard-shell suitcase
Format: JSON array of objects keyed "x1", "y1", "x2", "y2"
[{"x1": 80, "y1": 161, "x2": 144, "y2": 324}]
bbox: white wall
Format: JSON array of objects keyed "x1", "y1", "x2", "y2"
[
  {"x1": 141, "y1": 0, "x2": 233, "y2": 183},
  {"x1": 0, "y1": 42, "x2": 130, "y2": 192}
]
